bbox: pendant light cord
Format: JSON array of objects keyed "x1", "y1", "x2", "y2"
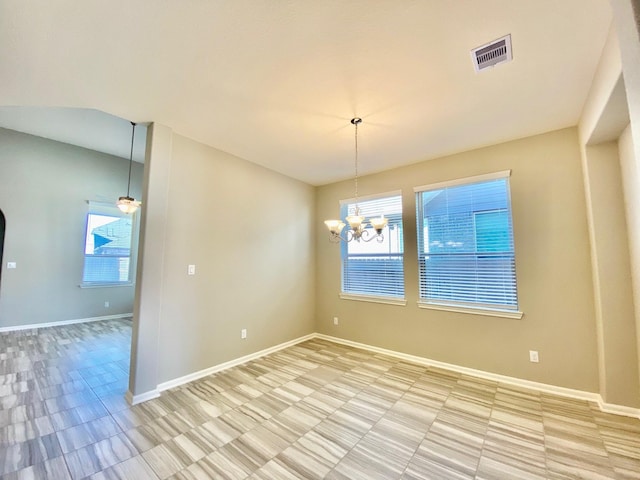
[
  {"x1": 126, "y1": 122, "x2": 136, "y2": 197},
  {"x1": 351, "y1": 117, "x2": 362, "y2": 213}
]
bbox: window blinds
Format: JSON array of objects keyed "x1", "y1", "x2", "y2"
[
  {"x1": 341, "y1": 193, "x2": 404, "y2": 299},
  {"x1": 415, "y1": 173, "x2": 518, "y2": 310}
]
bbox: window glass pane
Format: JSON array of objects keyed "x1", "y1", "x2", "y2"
[
  {"x1": 82, "y1": 213, "x2": 133, "y2": 284},
  {"x1": 416, "y1": 177, "x2": 518, "y2": 310},
  {"x1": 341, "y1": 194, "x2": 404, "y2": 299},
  {"x1": 475, "y1": 210, "x2": 511, "y2": 252}
]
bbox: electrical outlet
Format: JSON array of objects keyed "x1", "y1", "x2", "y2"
[
  {"x1": 333, "y1": 316, "x2": 339, "y2": 325},
  {"x1": 241, "y1": 328, "x2": 247, "y2": 339},
  {"x1": 104, "y1": 301, "x2": 110, "y2": 308},
  {"x1": 529, "y1": 350, "x2": 539, "y2": 363},
  {"x1": 7, "y1": 262, "x2": 16, "y2": 269}
]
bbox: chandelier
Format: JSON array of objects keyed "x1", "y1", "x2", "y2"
[
  {"x1": 324, "y1": 118, "x2": 388, "y2": 243},
  {"x1": 116, "y1": 122, "x2": 142, "y2": 214}
]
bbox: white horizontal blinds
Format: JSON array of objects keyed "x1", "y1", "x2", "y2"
[
  {"x1": 416, "y1": 175, "x2": 518, "y2": 310},
  {"x1": 342, "y1": 194, "x2": 404, "y2": 299}
]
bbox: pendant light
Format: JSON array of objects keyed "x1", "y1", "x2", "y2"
[
  {"x1": 116, "y1": 122, "x2": 141, "y2": 214},
  {"x1": 324, "y1": 118, "x2": 388, "y2": 243}
]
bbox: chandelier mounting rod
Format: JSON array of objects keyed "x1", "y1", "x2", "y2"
[{"x1": 351, "y1": 117, "x2": 362, "y2": 210}]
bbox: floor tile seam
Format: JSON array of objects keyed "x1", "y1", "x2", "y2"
[
  {"x1": 23, "y1": 432, "x2": 66, "y2": 476},
  {"x1": 395, "y1": 390, "x2": 435, "y2": 480},
  {"x1": 593, "y1": 420, "x2": 640, "y2": 459},
  {"x1": 539, "y1": 409, "x2": 617, "y2": 479},
  {"x1": 28, "y1": 364, "x2": 47, "y2": 405},
  {"x1": 468, "y1": 393, "x2": 497, "y2": 478},
  {"x1": 56, "y1": 451, "x2": 76, "y2": 480},
  {"x1": 0, "y1": 452, "x2": 61, "y2": 479},
  {"x1": 223, "y1": 364, "x2": 345, "y2": 433},
  {"x1": 278, "y1": 356, "x2": 380, "y2": 480},
  {"x1": 360, "y1": 378, "x2": 436, "y2": 480},
  {"x1": 55, "y1": 414, "x2": 125, "y2": 456},
  {"x1": 40, "y1": 376, "x2": 94, "y2": 405}
]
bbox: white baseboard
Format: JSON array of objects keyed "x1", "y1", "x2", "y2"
[
  {"x1": 0, "y1": 313, "x2": 133, "y2": 333},
  {"x1": 157, "y1": 333, "x2": 316, "y2": 393},
  {"x1": 315, "y1": 334, "x2": 640, "y2": 419},
  {"x1": 598, "y1": 399, "x2": 640, "y2": 419},
  {"x1": 125, "y1": 388, "x2": 160, "y2": 406},
  {"x1": 24, "y1": 319, "x2": 633, "y2": 419}
]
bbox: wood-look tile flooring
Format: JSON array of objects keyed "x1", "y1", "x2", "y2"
[{"x1": 1, "y1": 319, "x2": 639, "y2": 479}]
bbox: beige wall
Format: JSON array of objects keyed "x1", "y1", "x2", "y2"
[
  {"x1": 130, "y1": 126, "x2": 316, "y2": 393},
  {"x1": 316, "y1": 128, "x2": 601, "y2": 393},
  {"x1": 0, "y1": 127, "x2": 142, "y2": 328}
]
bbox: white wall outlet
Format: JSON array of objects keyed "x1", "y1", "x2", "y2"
[
  {"x1": 333, "y1": 316, "x2": 339, "y2": 325},
  {"x1": 104, "y1": 301, "x2": 110, "y2": 308},
  {"x1": 241, "y1": 328, "x2": 247, "y2": 339},
  {"x1": 188, "y1": 264, "x2": 196, "y2": 275},
  {"x1": 529, "y1": 350, "x2": 539, "y2": 363},
  {"x1": 7, "y1": 262, "x2": 16, "y2": 269}
]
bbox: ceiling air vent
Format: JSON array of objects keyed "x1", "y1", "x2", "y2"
[{"x1": 471, "y1": 34, "x2": 512, "y2": 73}]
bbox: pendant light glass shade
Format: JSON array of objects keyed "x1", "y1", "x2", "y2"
[{"x1": 117, "y1": 196, "x2": 141, "y2": 214}]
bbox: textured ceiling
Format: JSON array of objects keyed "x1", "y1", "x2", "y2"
[{"x1": 0, "y1": 0, "x2": 612, "y2": 185}]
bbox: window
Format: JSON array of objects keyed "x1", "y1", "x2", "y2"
[
  {"x1": 340, "y1": 192, "x2": 405, "y2": 304},
  {"x1": 81, "y1": 205, "x2": 134, "y2": 286},
  {"x1": 415, "y1": 171, "x2": 520, "y2": 315}
]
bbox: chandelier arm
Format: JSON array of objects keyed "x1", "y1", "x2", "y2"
[
  {"x1": 329, "y1": 233, "x2": 346, "y2": 243},
  {"x1": 353, "y1": 228, "x2": 384, "y2": 243}
]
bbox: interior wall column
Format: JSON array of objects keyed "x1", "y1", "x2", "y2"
[
  {"x1": 610, "y1": 0, "x2": 640, "y2": 395},
  {"x1": 581, "y1": 142, "x2": 639, "y2": 408},
  {"x1": 127, "y1": 122, "x2": 173, "y2": 404}
]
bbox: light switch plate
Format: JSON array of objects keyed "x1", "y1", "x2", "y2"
[
  {"x1": 188, "y1": 264, "x2": 196, "y2": 275},
  {"x1": 7, "y1": 262, "x2": 16, "y2": 269}
]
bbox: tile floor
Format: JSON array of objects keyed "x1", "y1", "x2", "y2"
[{"x1": 0, "y1": 319, "x2": 639, "y2": 479}]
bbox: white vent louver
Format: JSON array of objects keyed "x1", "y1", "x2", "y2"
[{"x1": 471, "y1": 34, "x2": 512, "y2": 73}]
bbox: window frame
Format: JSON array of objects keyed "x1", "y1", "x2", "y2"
[
  {"x1": 80, "y1": 201, "x2": 138, "y2": 288},
  {"x1": 339, "y1": 190, "x2": 406, "y2": 306},
  {"x1": 414, "y1": 171, "x2": 523, "y2": 319}
]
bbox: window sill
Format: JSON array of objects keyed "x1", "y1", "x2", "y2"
[
  {"x1": 340, "y1": 293, "x2": 407, "y2": 306},
  {"x1": 417, "y1": 301, "x2": 523, "y2": 319},
  {"x1": 79, "y1": 282, "x2": 134, "y2": 289}
]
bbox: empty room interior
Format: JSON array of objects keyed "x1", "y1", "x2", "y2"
[{"x1": 1, "y1": 1, "x2": 640, "y2": 479}]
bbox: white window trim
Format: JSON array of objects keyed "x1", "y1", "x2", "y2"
[
  {"x1": 341, "y1": 293, "x2": 407, "y2": 306},
  {"x1": 79, "y1": 282, "x2": 134, "y2": 289},
  {"x1": 417, "y1": 300, "x2": 524, "y2": 319},
  {"x1": 414, "y1": 170, "x2": 511, "y2": 193}
]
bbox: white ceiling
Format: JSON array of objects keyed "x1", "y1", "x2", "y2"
[{"x1": 0, "y1": 0, "x2": 612, "y2": 185}]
